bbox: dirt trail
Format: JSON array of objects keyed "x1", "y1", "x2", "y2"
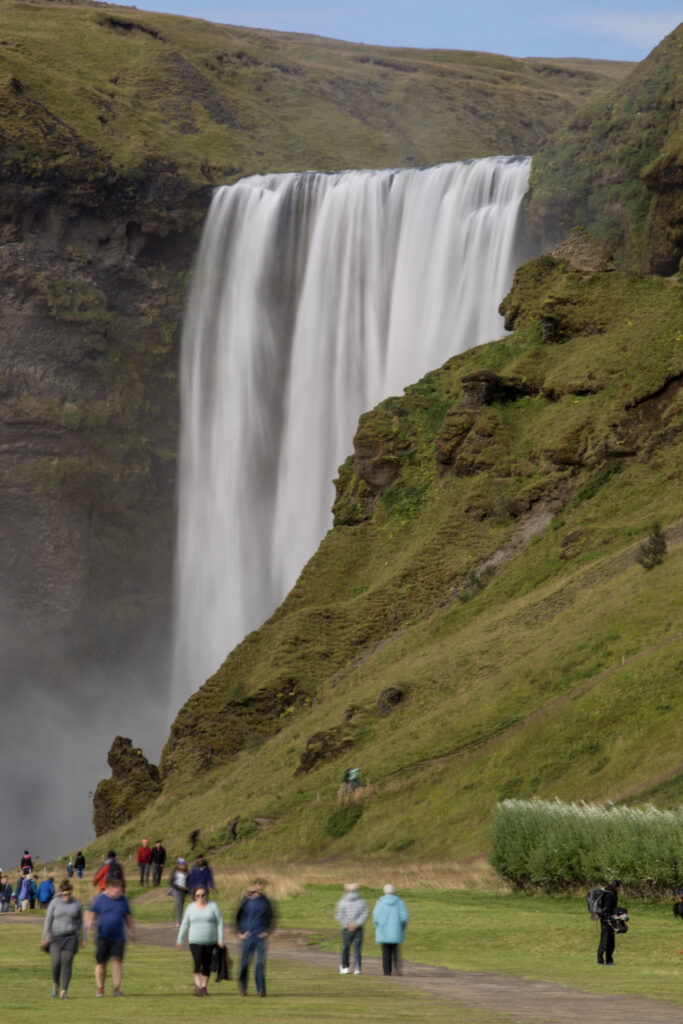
[{"x1": 135, "y1": 922, "x2": 681, "y2": 1024}]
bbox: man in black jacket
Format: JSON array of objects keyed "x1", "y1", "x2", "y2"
[
  {"x1": 151, "y1": 841, "x2": 167, "y2": 887},
  {"x1": 597, "y1": 880, "x2": 621, "y2": 965}
]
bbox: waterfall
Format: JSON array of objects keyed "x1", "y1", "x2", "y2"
[{"x1": 171, "y1": 156, "x2": 531, "y2": 711}]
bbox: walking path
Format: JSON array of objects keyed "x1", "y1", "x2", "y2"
[{"x1": 136, "y1": 922, "x2": 682, "y2": 1024}]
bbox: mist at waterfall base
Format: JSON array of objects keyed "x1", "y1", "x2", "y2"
[
  {"x1": 171, "y1": 156, "x2": 532, "y2": 711},
  {"x1": 0, "y1": 602, "x2": 168, "y2": 871}
]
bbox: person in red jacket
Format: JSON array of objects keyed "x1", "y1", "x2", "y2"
[
  {"x1": 136, "y1": 839, "x2": 152, "y2": 886},
  {"x1": 93, "y1": 852, "x2": 126, "y2": 894}
]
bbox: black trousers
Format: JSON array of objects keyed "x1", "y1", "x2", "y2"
[
  {"x1": 597, "y1": 922, "x2": 615, "y2": 963},
  {"x1": 381, "y1": 943, "x2": 400, "y2": 975}
]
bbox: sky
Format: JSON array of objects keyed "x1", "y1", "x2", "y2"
[{"x1": 113, "y1": 1, "x2": 681, "y2": 62}]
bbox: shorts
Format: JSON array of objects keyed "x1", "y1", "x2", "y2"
[
  {"x1": 96, "y1": 937, "x2": 125, "y2": 963},
  {"x1": 189, "y1": 942, "x2": 214, "y2": 976}
]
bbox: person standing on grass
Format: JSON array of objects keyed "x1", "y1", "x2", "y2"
[
  {"x1": 176, "y1": 886, "x2": 224, "y2": 996},
  {"x1": 38, "y1": 876, "x2": 55, "y2": 908},
  {"x1": 41, "y1": 879, "x2": 86, "y2": 999},
  {"x1": 136, "y1": 837, "x2": 152, "y2": 886},
  {"x1": 151, "y1": 840, "x2": 167, "y2": 886},
  {"x1": 74, "y1": 852, "x2": 86, "y2": 879},
  {"x1": 188, "y1": 853, "x2": 215, "y2": 896},
  {"x1": 335, "y1": 882, "x2": 368, "y2": 975},
  {"x1": 373, "y1": 884, "x2": 408, "y2": 976},
  {"x1": 597, "y1": 879, "x2": 621, "y2": 965},
  {"x1": 169, "y1": 857, "x2": 190, "y2": 926},
  {"x1": 85, "y1": 874, "x2": 135, "y2": 997},
  {"x1": 0, "y1": 874, "x2": 12, "y2": 913},
  {"x1": 236, "y1": 880, "x2": 274, "y2": 997}
]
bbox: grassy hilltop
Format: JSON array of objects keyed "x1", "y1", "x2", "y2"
[{"x1": 0, "y1": 0, "x2": 633, "y2": 183}]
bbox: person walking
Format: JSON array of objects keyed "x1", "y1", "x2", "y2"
[
  {"x1": 17, "y1": 870, "x2": 33, "y2": 912},
  {"x1": 74, "y1": 852, "x2": 86, "y2": 879},
  {"x1": 93, "y1": 851, "x2": 126, "y2": 893},
  {"x1": 373, "y1": 884, "x2": 408, "y2": 976},
  {"x1": 38, "y1": 876, "x2": 55, "y2": 908},
  {"x1": 41, "y1": 879, "x2": 86, "y2": 999},
  {"x1": 236, "y1": 880, "x2": 274, "y2": 997},
  {"x1": 335, "y1": 883, "x2": 368, "y2": 975},
  {"x1": 0, "y1": 874, "x2": 12, "y2": 913},
  {"x1": 136, "y1": 838, "x2": 152, "y2": 886},
  {"x1": 188, "y1": 853, "x2": 215, "y2": 895},
  {"x1": 169, "y1": 857, "x2": 190, "y2": 927},
  {"x1": 20, "y1": 850, "x2": 33, "y2": 873},
  {"x1": 151, "y1": 840, "x2": 167, "y2": 886},
  {"x1": 176, "y1": 885, "x2": 224, "y2": 996},
  {"x1": 85, "y1": 874, "x2": 136, "y2": 997},
  {"x1": 597, "y1": 879, "x2": 621, "y2": 966}
]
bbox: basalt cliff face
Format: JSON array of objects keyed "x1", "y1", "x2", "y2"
[{"x1": 0, "y1": 158, "x2": 208, "y2": 677}]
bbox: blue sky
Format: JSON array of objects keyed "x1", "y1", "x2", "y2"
[{"x1": 115, "y1": 1, "x2": 681, "y2": 61}]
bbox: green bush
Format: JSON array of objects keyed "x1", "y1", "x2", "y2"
[
  {"x1": 325, "y1": 804, "x2": 363, "y2": 838},
  {"x1": 491, "y1": 798, "x2": 683, "y2": 893}
]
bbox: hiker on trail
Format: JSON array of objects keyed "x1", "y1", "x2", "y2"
[
  {"x1": 93, "y1": 851, "x2": 126, "y2": 893},
  {"x1": 597, "y1": 880, "x2": 621, "y2": 965},
  {"x1": 188, "y1": 853, "x2": 215, "y2": 896},
  {"x1": 151, "y1": 840, "x2": 167, "y2": 886},
  {"x1": 85, "y1": 874, "x2": 135, "y2": 997},
  {"x1": 335, "y1": 882, "x2": 368, "y2": 975},
  {"x1": 20, "y1": 850, "x2": 33, "y2": 872},
  {"x1": 236, "y1": 880, "x2": 274, "y2": 997},
  {"x1": 0, "y1": 874, "x2": 12, "y2": 913},
  {"x1": 176, "y1": 884, "x2": 224, "y2": 996},
  {"x1": 189, "y1": 828, "x2": 200, "y2": 850},
  {"x1": 346, "y1": 767, "x2": 361, "y2": 793},
  {"x1": 136, "y1": 837, "x2": 152, "y2": 886},
  {"x1": 67, "y1": 860, "x2": 74, "y2": 878},
  {"x1": 38, "y1": 876, "x2": 55, "y2": 908},
  {"x1": 170, "y1": 857, "x2": 190, "y2": 927},
  {"x1": 373, "y1": 884, "x2": 408, "y2": 976},
  {"x1": 229, "y1": 816, "x2": 240, "y2": 841},
  {"x1": 74, "y1": 852, "x2": 86, "y2": 879},
  {"x1": 41, "y1": 879, "x2": 86, "y2": 999}
]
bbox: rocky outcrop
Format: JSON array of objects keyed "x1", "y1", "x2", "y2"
[{"x1": 92, "y1": 736, "x2": 162, "y2": 836}]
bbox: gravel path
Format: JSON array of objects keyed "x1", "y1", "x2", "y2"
[{"x1": 136, "y1": 922, "x2": 682, "y2": 1024}]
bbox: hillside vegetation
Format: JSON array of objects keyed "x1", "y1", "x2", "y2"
[
  {"x1": 0, "y1": 1, "x2": 633, "y2": 184},
  {"x1": 93, "y1": 244, "x2": 682, "y2": 863},
  {"x1": 526, "y1": 23, "x2": 683, "y2": 273}
]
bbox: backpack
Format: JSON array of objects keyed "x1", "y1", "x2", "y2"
[
  {"x1": 586, "y1": 888, "x2": 606, "y2": 919},
  {"x1": 107, "y1": 860, "x2": 123, "y2": 882}
]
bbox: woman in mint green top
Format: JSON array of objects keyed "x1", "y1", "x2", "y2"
[{"x1": 176, "y1": 886, "x2": 224, "y2": 996}]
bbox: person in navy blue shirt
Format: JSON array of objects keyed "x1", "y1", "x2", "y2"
[
  {"x1": 187, "y1": 854, "x2": 215, "y2": 895},
  {"x1": 236, "y1": 880, "x2": 274, "y2": 997},
  {"x1": 85, "y1": 875, "x2": 136, "y2": 997}
]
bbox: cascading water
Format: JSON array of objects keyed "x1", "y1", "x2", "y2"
[{"x1": 171, "y1": 156, "x2": 531, "y2": 712}]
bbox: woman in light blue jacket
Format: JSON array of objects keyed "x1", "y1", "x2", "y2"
[{"x1": 372, "y1": 884, "x2": 408, "y2": 976}]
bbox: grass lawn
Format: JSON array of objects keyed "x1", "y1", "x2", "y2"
[{"x1": 1, "y1": 919, "x2": 506, "y2": 1024}]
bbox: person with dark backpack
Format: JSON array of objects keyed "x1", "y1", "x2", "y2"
[
  {"x1": 596, "y1": 880, "x2": 621, "y2": 965},
  {"x1": 93, "y1": 852, "x2": 126, "y2": 893}
]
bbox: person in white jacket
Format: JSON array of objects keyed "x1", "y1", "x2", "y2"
[
  {"x1": 334, "y1": 883, "x2": 369, "y2": 975},
  {"x1": 176, "y1": 886, "x2": 224, "y2": 996}
]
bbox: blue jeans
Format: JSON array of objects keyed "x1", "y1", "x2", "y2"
[
  {"x1": 341, "y1": 926, "x2": 363, "y2": 970},
  {"x1": 239, "y1": 934, "x2": 267, "y2": 994}
]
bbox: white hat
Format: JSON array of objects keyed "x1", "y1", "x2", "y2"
[{"x1": 383, "y1": 883, "x2": 395, "y2": 894}]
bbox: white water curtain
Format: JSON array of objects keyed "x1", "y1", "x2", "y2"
[{"x1": 171, "y1": 157, "x2": 531, "y2": 711}]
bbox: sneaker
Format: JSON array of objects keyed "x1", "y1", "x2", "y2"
[
  {"x1": 194, "y1": 986, "x2": 203, "y2": 996},
  {"x1": 96, "y1": 988, "x2": 104, "y2": 997},
  {"x1": 113, "y1": 988, "x2": 123, "y2": 996},
  {"x1": 339, "y1": 966, "x2": 349, "y2": 974},
  {"x1": 60, "y1": 992, "x2": 68, "y2": 999},
  {"x1": 606, "y1": 962, "x2": 615, "y2": 966},
  {"x1": 354, "y1": 968, "x2": 361, "y2": 975},
  {"x1": 201, "y1": 987, "x2": 209, "y2": 996},
  {"x1": 257, "y1": 991, "x2": 265, "y2": 997},
  {"x1": 51, "y1": 987, "x2": 58, "y2": 998}
]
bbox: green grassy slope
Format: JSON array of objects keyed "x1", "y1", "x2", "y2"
[
  {"x1": 0, "y1": 1, "x2": 634, "y2": 183},
  {"x1": 92, "y1": 251, "x2": 682, "y2": 863},
  {"x1": 526, "y1": 23, "x2": 683, "y2": 273}
]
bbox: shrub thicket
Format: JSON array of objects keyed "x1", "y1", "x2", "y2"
[{"x1": 490, "y1": 798, "x2": 682, "y2": 893}]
